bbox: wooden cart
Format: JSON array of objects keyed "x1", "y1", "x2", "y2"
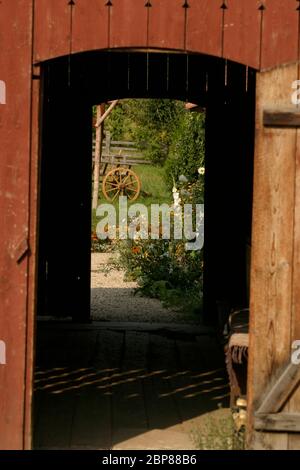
[{"x1": 93, "y1": 132, "x2": 150, "y2": 202}]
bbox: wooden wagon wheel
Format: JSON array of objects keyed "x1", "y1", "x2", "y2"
[{"x1": 102, "y1": 167, "x2": 141, "y2": 202}]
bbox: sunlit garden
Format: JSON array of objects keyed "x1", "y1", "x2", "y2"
[{"x1": 92, "y1": 99, "x2": 205, "y2": 318}]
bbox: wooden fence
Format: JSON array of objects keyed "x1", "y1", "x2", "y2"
[{"x1": 92, "y1": 131, "x2": 151, "y2": 167}]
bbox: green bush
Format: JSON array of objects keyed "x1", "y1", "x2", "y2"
[
  {"x1": 117, "y1": 221, "x2": 203, "y2": 316},
  {"x1": 165, "y1": 111, "x2": 205, "y2": 187},
  {"x1": 191, "y1": 411, "x2": 245, "y2": 451},
  {"x1": 126, "y1": 99, "x2": 185, "y2": 165},
  {"x1": 105, "y1": 102, "x2": 132, "y2": 141}
]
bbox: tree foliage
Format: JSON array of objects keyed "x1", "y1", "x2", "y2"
[
  {"x1": 100, "y1": 98, "x2": 205, "y2": 179},
  {"x1": 126, "y1": 99, "x2": 185, "y2": 165},
  {"x1": 104, "y1": 102, "x2": 131, "y2": 141},
  {"x1": 165, "y1": 111, "x2": 205, "y2": 187}
]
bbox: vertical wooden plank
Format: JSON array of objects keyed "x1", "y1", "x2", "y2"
[
  {"x1": 69, "y1": 330, "x2": 112, "y2": 450},
  {"x1": 248, "y1": 63, "x2": 298, "y2": 450},
  {"x1": 110, "y1": 0, "x2": 147, "y2": 48},
  {"x1": 71, "y1": 389, "x2": 111, "y2": 450},
  {"x1": 261, "y1": 0, "x2": 298, "y2": 70},
  {"x1": 187, "y1": 0, "x2": 222, "y2": 58},
  {"x1": 289, "y1": 129, "x2": 300, "y2": 450},
  {"x1": 224, "y1": 0, "x2": 261, "y2": 69},
  {"x1": 148, "y1": 0, "x2": 185, "y2": 50},
  {"x1": 112, "y1": 331, "x2": 149, "y2": 447},
  {"x1": 92, "y1": 330, "x2": 124, "y2": 449},
  {"x1": 34, "y1": 0, "x2": 70, "y2": 62},
  {"x1": 72, "y1": 0, "x2": 108, "y2": 53},
  {"x1": 0, "y1": 0, "x2": 34, "y2": 450},
  {"x1": 146, "y1": 334, "x2": 183, "y2": 433},
  {"x1": 35, "y1": 392, "x2": 76, "y2": 449},
  {"x1": 23, "y1": 64, "x2": 41, "y2": 450},
  {"x1": 39, "y1": 78, "x2": 92, "y2": 322},
  {"x1": 204, "y1": 61, "x2": 254, "y2": 322}
]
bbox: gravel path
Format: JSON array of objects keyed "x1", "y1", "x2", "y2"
[{"x1": 91, "y1": 253, "x2": 200, "y2": 324}]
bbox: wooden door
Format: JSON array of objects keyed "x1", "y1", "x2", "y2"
[
  {"x1": 248, "y1": 62, "x2": 300, "y2": 449},
  {"x1": 0, "y1": 1, "x2": 38, "y2": 450}
]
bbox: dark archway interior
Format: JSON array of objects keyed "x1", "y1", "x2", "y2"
[{"x1": 37, "y1": 50, "x2": 255, "y2": 326}]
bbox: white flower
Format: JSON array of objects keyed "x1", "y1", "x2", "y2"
[
  {"x1": 173, "y1": 193, "x2": 181, "y2": 207},
  {"x1": 198, "y1": 167, "x2": 205, "y2": 175}
]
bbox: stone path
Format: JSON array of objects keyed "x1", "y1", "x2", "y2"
[{"x1": 91, "y1": 253, "x2": 200, "y2": 324}]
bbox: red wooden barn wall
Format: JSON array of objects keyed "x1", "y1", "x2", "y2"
[
  {"x1": 1, "y1": 0, "x2": 300, "y2": 449},
  {"x1": 32, "y1": 0, "x2": 300, "y2": 70},
  {"x1": 0, "y1": 0, "x2": 37, "y2": 450}
]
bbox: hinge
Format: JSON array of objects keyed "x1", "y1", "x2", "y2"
[{"x1": 12, "y1": 238, "x2": 30, "y2": 264}]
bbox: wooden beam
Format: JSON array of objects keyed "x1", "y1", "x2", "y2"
[
  {"x1": 95, "y1": 100, "x2": 118, "y2": 128},
  {"x1": 257, "y1": 363, "x2": 300, "y2": 414},
  {"x1": 264, "y1": 108, "x2": 300, "y2": 128},
  {"x1": 92, "y1": 104, "x2": 105, "y2": 210},
  {"x1": 254, "y1": 413, "x2": 300, "y2": 433}
]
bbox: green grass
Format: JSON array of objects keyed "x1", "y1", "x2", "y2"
[
  {"x1": 134, "y1": 164, "x2": 172, "y2": 206},
  {"x1": 92, "y1": 164, "x2": 172, "y2": 232},
  {"x1": 191, "y1": 410, "x2": 245, "y2": 451}
]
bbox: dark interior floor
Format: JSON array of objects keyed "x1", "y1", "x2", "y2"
[{"x1": 34, "y1": 322, "x2": 229, "y2": 450}]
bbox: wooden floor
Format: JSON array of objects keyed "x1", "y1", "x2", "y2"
[{"x1": 34, "y1": 322, "x2": 229, "y2": 450}]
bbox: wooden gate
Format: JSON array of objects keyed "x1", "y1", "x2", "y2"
[{"x1": 248, "y1": 62, "x2": 300, "y2": 449}]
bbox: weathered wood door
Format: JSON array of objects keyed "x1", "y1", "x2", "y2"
[
  {"x1": 0, "y1": 1, "x2": 38, "y2": 449},
  {"x1": 248, "y1": 62, "x2": 300, "y2": 449}
]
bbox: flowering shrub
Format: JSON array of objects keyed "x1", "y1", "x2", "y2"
[
  {"x1": 118, "y1": 172, "x2": 204, "y2": 316},
  {"x1": 91, "y1": 231, "x2": 115, "y2": 252},
  {"x1": 165, "y1": 111, "x2": 205, "y2": 187},
  {"x1": 118, "y1": 235, "x2": 203, "y2": 315}
]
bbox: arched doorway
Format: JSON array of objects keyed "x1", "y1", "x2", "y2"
[
  {"x1": 37, "y1": 49, "x2": 255, "y2": 325},
  {"x1": 34, "y1": 49, "x2": 255, "y2": 449}
]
